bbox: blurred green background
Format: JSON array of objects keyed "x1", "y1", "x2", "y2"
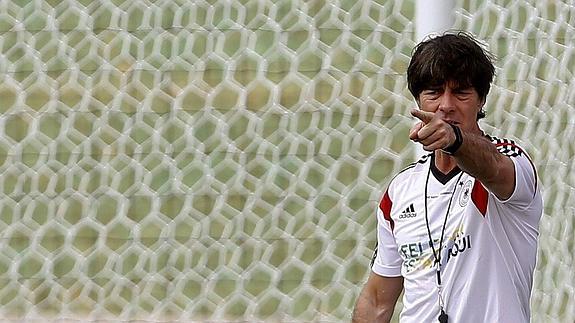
[{"x1": 0, "y1": 0, "x2": 573, "y2": 322}]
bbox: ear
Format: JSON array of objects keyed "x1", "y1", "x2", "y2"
[
  {"x1": 476, "y1": 99, "x2": 486, "y2": 120},
  {"x1": 477, "y1": 97, "x2": 486, "y2": 113}
]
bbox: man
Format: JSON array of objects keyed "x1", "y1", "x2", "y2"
[{"x1": 352, "y1": 32, "x2": 543, "y2": 322}]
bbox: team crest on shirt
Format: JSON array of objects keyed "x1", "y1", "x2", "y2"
[{"x1": 458, "y1": 180, "x2": 472, "y2": 207}]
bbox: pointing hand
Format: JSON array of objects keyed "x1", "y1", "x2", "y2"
[{"x1": 409, "y1": 109, "x2": 457, "y2": 152}]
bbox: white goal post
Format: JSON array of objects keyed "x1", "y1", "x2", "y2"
[
  {"x1": 0, "y1": 1, "x2": 572, "y2": 322},
  {"x1": 416, "y1": 0, "x2": 456, "y2": 42}
]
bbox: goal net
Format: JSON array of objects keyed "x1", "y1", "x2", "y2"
[{"x1": 0, "y1": 0, "x2": 572, "y2": 322}]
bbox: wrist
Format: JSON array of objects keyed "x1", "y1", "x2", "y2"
[{"x1": 442, "y1": 124, "x2": 463, "y2": 155}]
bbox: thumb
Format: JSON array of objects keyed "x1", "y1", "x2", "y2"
[
  {"x1": 410, "y1": 109, "x2": 434, "y2": 124},
  {"x1": 409, "y1": 122, "x2": 424, "y2": 141}
]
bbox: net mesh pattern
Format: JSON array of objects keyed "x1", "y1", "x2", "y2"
[{"x1": 0, "y1": 0, "x2": 573, "y2": 322}]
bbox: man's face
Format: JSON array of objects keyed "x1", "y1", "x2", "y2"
[{"x1": 417, "y1": 81, "x2": 483, "y2": 133}]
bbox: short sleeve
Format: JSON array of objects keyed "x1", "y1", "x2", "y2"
[
  {"x1": 371, "y1": 191, "x2": 403, "y2": 277},
  {"x1": 499, "y1": 151, "x2": 538, "y2": 209}
]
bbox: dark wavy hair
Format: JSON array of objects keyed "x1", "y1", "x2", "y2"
[{"x1": 407, "y1": 31, "x2": 495, "y2": 119}]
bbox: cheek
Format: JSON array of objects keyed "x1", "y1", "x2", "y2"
[
  {"x1": 461, "y1": 104, "x2": 481, "y2": 123},
  {"x1": 469, "y1": 102, "x2": 482, "y2": 117},
  {"x1": 418, "y1": 99, "x2": 438, "y2": 112}
]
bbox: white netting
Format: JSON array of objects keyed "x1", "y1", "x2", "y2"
[{"x1": 0, "y1": 1, "x2": 572, "y2": 322}]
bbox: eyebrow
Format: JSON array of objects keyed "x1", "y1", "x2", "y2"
[
  {"x1": 422, "y1": 85, "x2": 443, "y2": 91},
  {"x1": 452, "y1": 87, "x2": 474, "y2": 92}
]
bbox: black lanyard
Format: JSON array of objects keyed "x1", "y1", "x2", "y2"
[{"x1": 423, "y1": 164, "x2": 464, "y2": 323}]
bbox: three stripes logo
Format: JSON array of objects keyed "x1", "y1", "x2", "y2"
[{"x1": 399, "y1": 203, "x2": 417, "y2": 219}]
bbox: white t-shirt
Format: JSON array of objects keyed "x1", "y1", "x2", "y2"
[{"x1": 372, "y1": 136, "x2": 543, "y2": 323}]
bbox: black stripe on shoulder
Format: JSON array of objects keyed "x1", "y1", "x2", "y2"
[
  {"x1": 384, "y1": 153, "x2": 431, "y2": 190},
  {"x1": 487, "y1": 135, "x2": 538, "y2": 194},
  {"x1": 486, "y1": 135, "x2": 524, "y2": 157},
  {"x1": 397, "y1": 153, "x2": 431, "y2": 174}
]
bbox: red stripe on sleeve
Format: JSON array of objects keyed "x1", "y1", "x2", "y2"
[
  {"x1": 471, "y1": 180, "x2": 489, "y2": 216},
  {"x1": 379, "y1": 190, "x2": 394, "y2": 231}
]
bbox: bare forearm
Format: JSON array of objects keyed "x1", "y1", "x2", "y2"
[
  {"x1": 352, "y1": 291, "x2": 395, "y2": 323},
  {"x1": 454, "y1": 131, "x2": 501, "y2": 181},
  {"x1": 354, "y1": 271, "x2": 403, "y2": 322},
  {"x1": 453, "y1": 130, "x2": 514, "y2": 199}
]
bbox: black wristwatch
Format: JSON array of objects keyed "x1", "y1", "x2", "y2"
[{"x1": 442, "y1": 124, "x2": 463, "y2": 155}]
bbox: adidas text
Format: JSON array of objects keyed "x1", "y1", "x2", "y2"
[{"x1": 399, "y1": 204, "x2": 417, "y2": 219}]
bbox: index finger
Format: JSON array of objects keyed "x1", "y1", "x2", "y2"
[{"x1": 410, "y1": 109, "x2": 435, "y2": 124}]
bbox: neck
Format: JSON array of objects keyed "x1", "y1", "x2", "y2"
[{"x1": 434, "y1": 151, "x2": 458, "y2": 174}]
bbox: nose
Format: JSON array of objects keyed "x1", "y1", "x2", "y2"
[{"x1": 438, "y1": 92, "x2": 456, "y2": 114}]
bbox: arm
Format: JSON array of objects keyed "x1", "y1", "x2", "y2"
[
  {"x1": 410, "y1": 109, "x2": 515, "y2": 200},
  {"x1": 352, "y1": 272, "x2": 404, "y2": 323},
  {"x1": 451, "y1": 131, "x2": 515, "y2": 199}
]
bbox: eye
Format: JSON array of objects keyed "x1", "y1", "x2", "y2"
[
  {"x1": 455, "y1": 91, "x2": 473, "y2": 100},
  {"x1": 453, "y1": 88, "x2": 475, "y2": 100},
  {"x1": 422, "y1": 89, "x2": 441, "y2": 99}
]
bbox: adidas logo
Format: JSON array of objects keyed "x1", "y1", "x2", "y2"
[{"x1": 399, "y1": 203, "x2": 417, "y2": 219}]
